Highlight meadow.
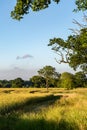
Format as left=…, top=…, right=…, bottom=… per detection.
left=0, top=88, right=87, bottom=130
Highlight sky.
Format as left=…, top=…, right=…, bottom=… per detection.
left=0, top=0, right=84, bottom=80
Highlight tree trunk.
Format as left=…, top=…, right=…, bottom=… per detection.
left=46, top=78, right=49, bottom=91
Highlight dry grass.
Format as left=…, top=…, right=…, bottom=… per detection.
left=0, top=88, right=87, bottom=130
left=0, top=88, right=53, bottom=114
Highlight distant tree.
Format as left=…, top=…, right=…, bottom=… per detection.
left=23, top=80, right=32, bottom=88
left=30, top=75, right=46, bottom=88
left=74, top=71, right=87, bottom=88
left=0, top=80, right=11, bottom=88
left=0, top=82, right=3, bottom=88
left=3, top=82, right=11, bottom=88
left=38, top=65, right=60, bottom=90
left=60, top=72, right=75, bottom=89
left=12, top=78, right=24, bottom=88
left=48, top=78, right=59, bottom=87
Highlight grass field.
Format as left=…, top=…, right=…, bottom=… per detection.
left=0, top=88, right=87, bottom=130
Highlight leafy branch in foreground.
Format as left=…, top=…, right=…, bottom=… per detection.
left=11, top=0, right=87, bottom=20
left=48, top=28, right=87, bottom=73
left=74, top=0, right=87, bottom=12
left=11, top=0, right=60, bottom=20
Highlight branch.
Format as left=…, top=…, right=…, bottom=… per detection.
left=73, top=19, right=84, bottom=28
left=54, top=49, right=70, bottom=64
left=69, top=28, right=80, bottom=35
left=65, top=49, right=70, bottom=62
left=83, top=13, right=87, bottom=23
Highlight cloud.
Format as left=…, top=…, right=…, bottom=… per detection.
left=16, top=54, right=33, bottom=60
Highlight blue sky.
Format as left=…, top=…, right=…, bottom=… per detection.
left=0, top=0, right=84, bottom=80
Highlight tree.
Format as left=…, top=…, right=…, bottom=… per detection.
left=23, top=80, right=32, bottom=87
left=0, top=80, right=11, bottom=88
left=38, top=65, right=60, bottom=90
left=12, top=78, right=24, bottom=88
left=60, top=72, right=75, bottom=89
left=47, top=78, right=59, bottom=87
left=0, top=81, right=3, bottom=88
left=74, top=71, right=87, bottom=87
left=3, top=82, right=11, bottom=88
left=30, top=75, right=46, bottom=88
left=48, top=28, right=87, bottom=73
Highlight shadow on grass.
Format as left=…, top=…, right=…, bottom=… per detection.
left=15, top=95, right=63, bottom=113
left=0, top=95, right=62, bottom=115
left=2, top=90, right=15, bottom=94
left=0, top=114, right=79, bottom=130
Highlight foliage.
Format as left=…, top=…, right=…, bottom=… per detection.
left=0, top=80, right=11, bottom=88
left=60, top=72, right=75, bottom=89
left=10, top=0, right=87, bottom=20
left=74, top=71, right=87, bottom=87
left=0, top=68, right=86, bottom=89
left=23, top=80, right=32, bottom=87
left=38, top=66, right=59, bottom=78
left=75, top=0, right=87, bottom=11
left=48, top=78, right=59, bottom=87
left=30, top=75, right=46, bottom=88
left=38, top=65, right=60, bottom=90
left=0, top=82, right=3, bottom=88
left=48, top=28, right=87, bottom=73
left=11, top=0, right=60, bottom=20
left=12, top=78, right=24, bottom=88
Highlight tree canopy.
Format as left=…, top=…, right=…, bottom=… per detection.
left=60, top=72, right=75, bottom=89
left=30, top=75, right=46, bottom=88
left=11, top=78, right=24, bottom=88
left=75, top=0, right=87, bottom=11
left=38, top=65, right=60, bottom=90
left=11, top=0, right=87, bottom=20
left=11, top=0, right=60, bottom=20
left=74, top=71, right=87, bottom=87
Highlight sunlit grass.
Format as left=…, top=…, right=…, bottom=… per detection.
left=18, top=88, right=87, bottom=130
left=0, top=88, right=54, bottom=114
left=0, top=88, right=87, bottom=130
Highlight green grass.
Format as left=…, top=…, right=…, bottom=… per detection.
left=0, top=88, right=87, bottom=130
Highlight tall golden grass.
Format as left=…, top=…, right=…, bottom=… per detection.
left=0, top=88, right=87, bottom=130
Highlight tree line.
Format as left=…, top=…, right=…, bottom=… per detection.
left=0, top=65, right=87, bottom=89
